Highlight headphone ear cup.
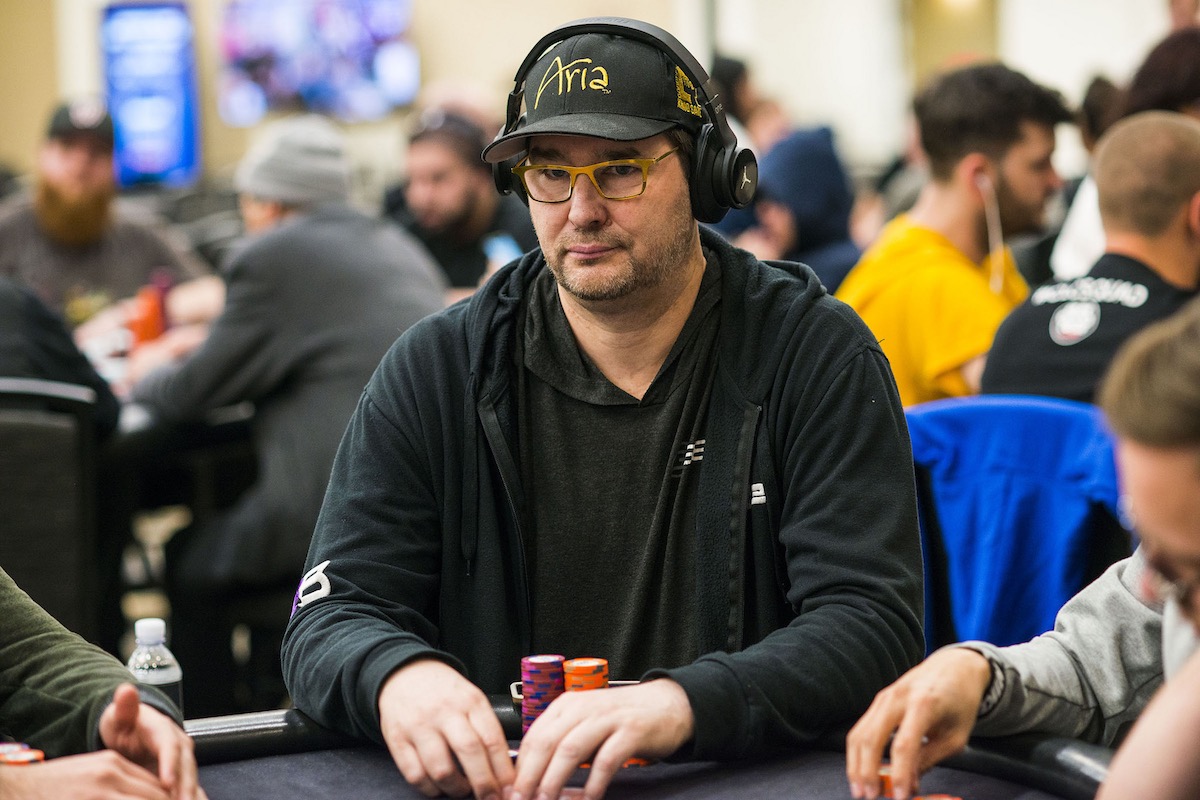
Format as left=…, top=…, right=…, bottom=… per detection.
left=490, top=117, right=528, bottom=204
left=493, top=158, right=514, bottom=196
left=689, top=125, right=758, bottom=223
left=492, top=156, right=528, bottom=205
left=726, top=147, right=758, bottom=209
left=690, top=124, right=726, bottom=224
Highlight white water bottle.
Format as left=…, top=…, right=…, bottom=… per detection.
left=126, top=618, right=184, bottom=716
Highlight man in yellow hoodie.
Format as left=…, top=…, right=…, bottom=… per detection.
left=837, top=63, right=1070, bottom=406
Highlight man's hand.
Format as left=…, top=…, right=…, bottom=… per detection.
left=732, top=227, right=784, bottom=261
left=378, top=659, right=514, bottom=799
left=98, top=683, right=202, bottom=799
left=845, top=648, right=992, bottom=800
left=513, top=679, right=694, bottom=800
left=74, top=300, right=135, bottom=351
left=0, top=750, right=172, bottom=799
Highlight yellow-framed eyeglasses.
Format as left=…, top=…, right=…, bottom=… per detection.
left=512, top=148, right=680, bottom=203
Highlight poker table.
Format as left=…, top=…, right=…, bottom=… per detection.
left=188, top=700, right=1111, bottom=800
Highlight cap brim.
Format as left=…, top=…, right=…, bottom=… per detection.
left=482, top=113, right=675, bottom=163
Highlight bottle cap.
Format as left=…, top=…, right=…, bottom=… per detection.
left=134, top=617, right=167, bottom=645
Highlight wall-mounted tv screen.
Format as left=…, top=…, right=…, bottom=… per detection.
left=218, top=0, right=420, bottom=126
left=102, top=1, right=201, bottom=187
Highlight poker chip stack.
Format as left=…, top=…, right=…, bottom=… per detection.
left=564, top=657, right=608, bottom=691
left=521, top=654, right=565, bottom=733
left=0, top=743, right=43, bottom=764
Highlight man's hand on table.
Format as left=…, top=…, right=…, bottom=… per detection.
left=378, top=659, right=514, bottom=800
left=0, top=750, right=175, bottom=799
left=845, top=648, right=992, bottom=800
left=98, top=683, right=204, bottom=799
left=0, top=682, right=206, bottom=800
left=512, top=678, right=693, bottom=800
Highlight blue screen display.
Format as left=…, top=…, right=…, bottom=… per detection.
left=102, top=2, right=201, bottom=188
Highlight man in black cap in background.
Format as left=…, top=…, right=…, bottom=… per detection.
left=0, top=98, right=204, bottom=327
left=283, top=19, right=922, bottom=800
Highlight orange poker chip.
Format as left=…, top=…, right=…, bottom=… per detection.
left=564, top=657, right=609, bottom=692
left=878, top=764, right=893, bottom=797
left=875, top=765, right=961, bottom=800
left=0, top=748, right=44, bottom=764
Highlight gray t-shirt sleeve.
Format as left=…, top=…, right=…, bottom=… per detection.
left=951, top=549, right=1162, bottom=746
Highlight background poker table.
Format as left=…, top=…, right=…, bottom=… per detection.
left=188, top=700, right=1111, bottom=799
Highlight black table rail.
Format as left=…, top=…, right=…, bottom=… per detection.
left=185, top=700, right=1111, bottom=800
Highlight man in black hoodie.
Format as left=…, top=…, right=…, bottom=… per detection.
left=283, top=19, right=923, bottom=800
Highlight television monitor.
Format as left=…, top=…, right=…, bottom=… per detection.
left=102, top=1, right=201, bottom=188
left=218, top=0, right=420, bottom=126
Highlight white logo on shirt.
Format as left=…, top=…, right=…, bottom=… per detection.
left=671, top=439, right=706, bottom=477
left=295, top=560, right=332, bottom=610
left=750, top=483, right=767, bottom=506
left=1049, top=301, right=1101, bottom=346
left=1032, top=277, right=1148, bottom=308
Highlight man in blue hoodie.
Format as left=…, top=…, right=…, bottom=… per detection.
left=734, top=126, right=862, bottom=293
left=283, top=19, right=923, bottom=800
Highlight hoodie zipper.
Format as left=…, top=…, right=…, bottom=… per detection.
left=477, top=396, right=533, bottom=653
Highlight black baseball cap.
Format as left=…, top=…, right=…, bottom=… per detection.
left=482, top=32, right=706, bottom=164
left=46, top=98, right=115, bottom=150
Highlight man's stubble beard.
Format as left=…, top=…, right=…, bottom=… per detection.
left=544, top=200, right=698, bottom=304
left=33, top=179, right=114, bottom=248
left=995, top=172, right=1047, bottom=238
left=417, top=186, right=480, bottom=242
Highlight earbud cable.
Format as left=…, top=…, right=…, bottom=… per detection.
left=979, top=179, right=1005, bottom=295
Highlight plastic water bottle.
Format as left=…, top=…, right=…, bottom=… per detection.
left=126, top=618, right=184, bottom=716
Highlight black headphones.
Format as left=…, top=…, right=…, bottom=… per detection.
left=491, top=16, right=757, bottom=224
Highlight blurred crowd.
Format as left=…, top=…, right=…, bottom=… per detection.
left=1, top=6, right=1200, bottom=798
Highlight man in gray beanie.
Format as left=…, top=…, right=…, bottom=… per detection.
left=128, top=113, right=446, bottom=717
left=234, top=114, right=353, bottom=222
left=229, top=114, right=353, bottom=234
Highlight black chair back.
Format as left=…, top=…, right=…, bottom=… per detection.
left=0, top=378, right=98, bottom=641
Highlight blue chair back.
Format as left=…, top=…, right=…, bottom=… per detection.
left=906, top=394, right=1133, bottom=651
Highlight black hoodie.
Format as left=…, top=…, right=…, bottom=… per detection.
left=282, top=227, right=923, bottom=760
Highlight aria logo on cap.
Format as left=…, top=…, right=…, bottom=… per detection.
left=531, top=53, right=703, bottom=121
left=535, top=56, right=611, bottom=109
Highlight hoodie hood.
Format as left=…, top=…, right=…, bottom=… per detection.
left=756, top=127, right=859, bottom=275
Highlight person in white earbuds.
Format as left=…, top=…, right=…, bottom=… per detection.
left=836, top=63, right=1071, bottom=407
